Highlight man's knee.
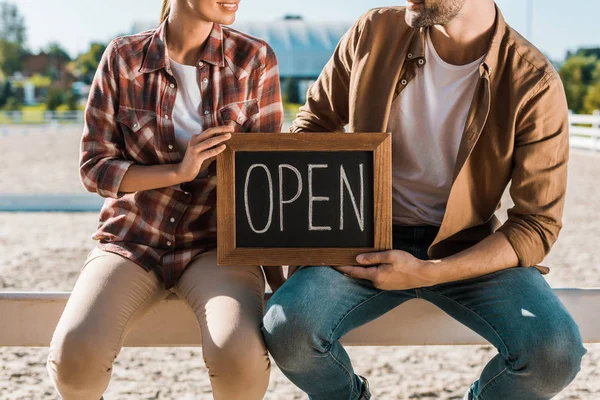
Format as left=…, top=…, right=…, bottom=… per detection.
left=263, top=292, right=331, bottom=370
left=517, top=319, right=586, bottom=394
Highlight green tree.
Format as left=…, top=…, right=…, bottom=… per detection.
left=46, top=43, right=71, bottom=62
left=558, top=56, right=598, bottom=113
left=0, top=39, right=22, bottom=76
left=0, top=2, right=25, bottom=46
left=0, top=2, right=27, bottom=77
left=72, top=42, right=107, bottom=84
left=583, top=81, right=600, bottom=113
left=45, top=42, right=71, bottom=79
left=46, top=87, right=66, bottom=111
left=0, top=79, right=13, bottom=107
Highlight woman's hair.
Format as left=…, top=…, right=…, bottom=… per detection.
left=160, top=0, right=171, bottom=23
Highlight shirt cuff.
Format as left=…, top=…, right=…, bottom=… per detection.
left=496, top=221, right=545, bottom=267
left=96, top=159, right=135, bottom=199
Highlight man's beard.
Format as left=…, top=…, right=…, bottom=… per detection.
left=405, top=1, right=465, bottom=28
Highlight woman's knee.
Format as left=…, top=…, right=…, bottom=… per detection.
left=48, top=326, right=114, bottom=392
left=203, top=326, right=270, bottom=396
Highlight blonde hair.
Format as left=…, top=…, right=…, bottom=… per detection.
left=160, top=0, right=171, bottom=24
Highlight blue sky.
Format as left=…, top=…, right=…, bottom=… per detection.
left=15, top=0, right=600, bottom=62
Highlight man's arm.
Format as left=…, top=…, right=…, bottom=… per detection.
left=290, top=18, right=364, bottom=133
left=337, top=72, right=570, bottom=290
left=336, top=233, right=517, bottom=290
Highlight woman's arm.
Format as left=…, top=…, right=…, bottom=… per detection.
left=253, top=44, right=284, bottom=133
left=79, top=40, right=234, bottom=196
left=118, top=126, right=233, bottom=193
left=79, top=40, right=132, bottom=199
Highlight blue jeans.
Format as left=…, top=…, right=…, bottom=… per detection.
left=263, top=226, right=586, bottom=400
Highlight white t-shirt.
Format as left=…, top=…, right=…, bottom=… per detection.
left=387, top=30, right=484, bottom=226
left=169, top=58, right=204, bottom=156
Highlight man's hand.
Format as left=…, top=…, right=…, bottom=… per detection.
left=335, top=250, right=441, bottom=291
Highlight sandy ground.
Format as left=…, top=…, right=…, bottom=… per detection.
left=0, top=127, right=599, bottom=399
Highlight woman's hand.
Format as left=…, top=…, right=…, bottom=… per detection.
left=176, top=126, right=234, bottom=182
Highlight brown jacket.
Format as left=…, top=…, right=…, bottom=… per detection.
left=291, top=6, right=569, bottom=269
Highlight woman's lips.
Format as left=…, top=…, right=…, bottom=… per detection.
left=217, top=2, right=239, bottom=12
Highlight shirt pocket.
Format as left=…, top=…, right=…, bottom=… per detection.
left=218, top=99, right=259, bottom=132
left=116, top=106, right=158, bottom=156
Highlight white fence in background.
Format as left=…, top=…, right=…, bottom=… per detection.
left=569, top=111, right=600, bottom=152
left=1, top=110, right=600, bottom=152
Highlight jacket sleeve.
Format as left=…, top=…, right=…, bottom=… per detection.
left=290, top=17, right=364, bottom=133
left=79, top=39, right=134, bottom=199
left=497, top=73, right=570, bottom=266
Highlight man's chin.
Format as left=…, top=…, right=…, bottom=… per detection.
left=405, top=14, right=429, bottom=29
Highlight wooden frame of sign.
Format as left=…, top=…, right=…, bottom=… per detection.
left=217, top=133, right=391, bottom=266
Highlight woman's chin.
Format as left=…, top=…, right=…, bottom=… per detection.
left=217, top=15, right=236, bottom=25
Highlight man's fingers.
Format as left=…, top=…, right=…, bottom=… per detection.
left=335, top=265, right=379, bottom=282
left=356, top=250, right=396, bottom=266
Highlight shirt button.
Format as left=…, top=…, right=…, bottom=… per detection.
left=169, top=83, right=175, bottom=89
left=170, top=218, right=175, bottom=223
left=168, top=144, right=174, bottom=150
left=204, top=110, right=210, bottom=115
left=133, top=123, right=139, bottom=129
left=198, top=61, right=204, bottom=67
left=202, top=78, right=209, bottom=84
left=238, top=116, right=244, bottom=122
left=407, top=53, right=413, bottom=59
left=401, top=79, right=408, bottom=85
left=184, top=191, right=189, bottom=195
left=165, top=115, right=170, bottom=120
left=167, top=241, right=172, bottom=246
left=418, top=59, right=425, bottom=65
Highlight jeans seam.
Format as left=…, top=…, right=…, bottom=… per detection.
left=322, top=290, right=386, bottom=399
left=474, top=366, right=509, bottom=400
left=329, top=290, right=387, bottom=342
left=420, top=289, right=512, bottom=357
left=327, top=349, right=361, bottom=399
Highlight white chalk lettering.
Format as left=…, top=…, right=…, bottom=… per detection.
left=278, top=164, right=303, bottom=231
left=340, top=164, right=365, bottom=231
left=244, top=164, right=273, bottom=234
left=308, top=164, right=331, bottom=231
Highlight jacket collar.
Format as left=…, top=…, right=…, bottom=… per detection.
left=408, top=4, right=506, bottom=77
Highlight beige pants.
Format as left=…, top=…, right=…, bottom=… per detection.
left=47, top=248, right=269, bottom=400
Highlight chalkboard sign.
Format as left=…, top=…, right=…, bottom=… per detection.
left=217, top=133, right=391, bottom=266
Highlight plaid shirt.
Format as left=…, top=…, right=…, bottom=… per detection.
left=80, top=22, right=283, bottom=288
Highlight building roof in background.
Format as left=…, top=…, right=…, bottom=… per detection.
left=132, top=16, right=352, bottom=78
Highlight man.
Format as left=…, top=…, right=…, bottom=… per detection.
left=262, top=1, right=586, bottom=399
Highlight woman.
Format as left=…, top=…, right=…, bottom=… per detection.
left=46, top=1, right=284, bottom=399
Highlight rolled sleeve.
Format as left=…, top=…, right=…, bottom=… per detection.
left=94, top=158, right=135, bottom=199
left=79, top=39, right=133, bottom=199
left=497, top=73, right=569, bottom=267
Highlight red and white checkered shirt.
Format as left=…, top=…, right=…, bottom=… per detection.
left=80, top=21, right=283, bottom=288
